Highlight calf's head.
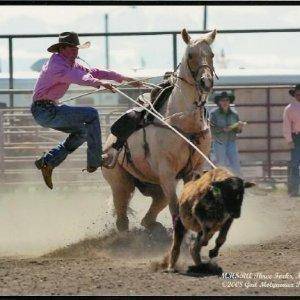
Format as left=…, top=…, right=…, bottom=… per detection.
left=211, top=177, right=255, bottom=218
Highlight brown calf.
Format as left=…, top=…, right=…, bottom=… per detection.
left=166, top=167, right=255, bottom=272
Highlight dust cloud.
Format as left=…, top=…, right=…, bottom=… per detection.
left=0, top=179, right=293, bottom=259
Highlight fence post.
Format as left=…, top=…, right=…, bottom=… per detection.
left=203, top=5, right=207, bottom=31
left=104, top=14, right=110, bottom=69
left=266, top=88, right=272, bottom=180
left=172, top=33, right=177, bottom=71
left=8, top=36, right=14, bottom=107
left=0, top=111, right=4, bottom=182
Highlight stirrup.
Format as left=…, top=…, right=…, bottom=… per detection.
left=82, top=166, right=98, bottom=173
left=101, top=149, right=121, bottom=169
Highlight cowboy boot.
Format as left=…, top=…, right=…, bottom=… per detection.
left=84, top=148, right=121, bottom=172
left=35, top=156, right=54, bottom=190
left=101, top=147, right=122, bottom=169
left=85, top=166, right=98, bottom=173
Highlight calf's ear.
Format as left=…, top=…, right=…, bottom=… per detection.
left=244, top=181, right=256, bottom=188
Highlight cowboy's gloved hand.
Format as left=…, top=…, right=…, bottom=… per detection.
left=99, top=82, right=116, bottom=93
left=123, top=76, right=143, bottom=88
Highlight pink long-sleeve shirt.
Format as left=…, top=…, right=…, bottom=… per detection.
left=32, top=53, right=124, bottom=103
left=283, top=102, right=300, bottom=143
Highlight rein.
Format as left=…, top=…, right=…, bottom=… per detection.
left=172, top=62, right=216, bottom=109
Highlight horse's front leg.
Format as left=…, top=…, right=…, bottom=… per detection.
left=209, top=218, right=233, bottom=259
left=157, top=160, right=180, bottom=219
left=166, top=217, right=187, bottom=272
left=159, top=175, right=179, bottom=224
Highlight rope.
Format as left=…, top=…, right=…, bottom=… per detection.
left=59, top=77, right=160, bottom=104
left=112, top=86, right=217, bottom=169
left=60, top=89, right=105, bottom=104
left=138, top=93, right=164, bottom=119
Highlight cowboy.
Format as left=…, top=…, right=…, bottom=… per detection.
left=283, top=84, right=300, bottom=197
left=31, top=31, right=141, bottom=189
left=209, top=91, right=246, bottom=177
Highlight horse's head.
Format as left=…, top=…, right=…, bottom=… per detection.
left=181, top=28, right=217, bottom=94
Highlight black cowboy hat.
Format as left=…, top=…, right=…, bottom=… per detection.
left=289, top=84, right=300, bottom=97
left=47, top=31, right=90, bottom=53
left=214, top=91, right=235, bottom=104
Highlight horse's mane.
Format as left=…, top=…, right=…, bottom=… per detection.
left=180, top=167, right=233, bottom=201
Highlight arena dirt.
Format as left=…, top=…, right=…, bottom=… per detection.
left=0, top=182, right=299, bottom=296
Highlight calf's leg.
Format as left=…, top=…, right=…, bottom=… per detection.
left=209, top=218, right=233, bottom=258
left=189, top=231, right=202, bottom=266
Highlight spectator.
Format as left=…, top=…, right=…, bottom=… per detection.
left=209, top=91, right=246, bottom=177
left=283, top=84, right=300, bottom=197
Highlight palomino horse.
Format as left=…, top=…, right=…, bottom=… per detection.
left=102, top=28, right=217, bottom=232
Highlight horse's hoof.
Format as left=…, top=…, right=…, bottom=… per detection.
left=147, top=222, right=168, bottom=240
left=142, top=220, right=166, bottom=232
left=149, top=222, right=166, bottom=232
left=116, top=218, right=129, bottom=232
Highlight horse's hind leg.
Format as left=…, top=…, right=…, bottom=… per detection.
left=141, top=185, right=169, bottom=230
left=112, top=187, right=134, bottom=232
left=102, top=163, right=135, bottom=232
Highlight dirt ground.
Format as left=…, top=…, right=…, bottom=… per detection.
left=0, top=184, right=299, bottom=296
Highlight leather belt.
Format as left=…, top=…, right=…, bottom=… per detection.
left=33, top=100, right=56, bottom=106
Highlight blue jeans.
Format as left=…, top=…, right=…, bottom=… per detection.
left=31, top=102, right=102, bottom=168
left=212, top=139, right=242, bottom=177
left=288, top=133, right=300, bottom=195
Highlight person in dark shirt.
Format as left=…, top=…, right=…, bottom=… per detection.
left=209, top=91, right=246, bottom=177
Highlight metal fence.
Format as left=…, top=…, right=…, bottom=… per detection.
left=0, top=84, right=292, bottom=188
left=2, top=28, right=300, bottom=107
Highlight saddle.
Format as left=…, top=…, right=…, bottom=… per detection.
left=110, top=72, right=174, bottom=148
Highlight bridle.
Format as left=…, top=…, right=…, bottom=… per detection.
left=174, top=46, right=219, bottom=108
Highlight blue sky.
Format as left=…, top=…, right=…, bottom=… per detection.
left=1, top=5, right=300, bottom=76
